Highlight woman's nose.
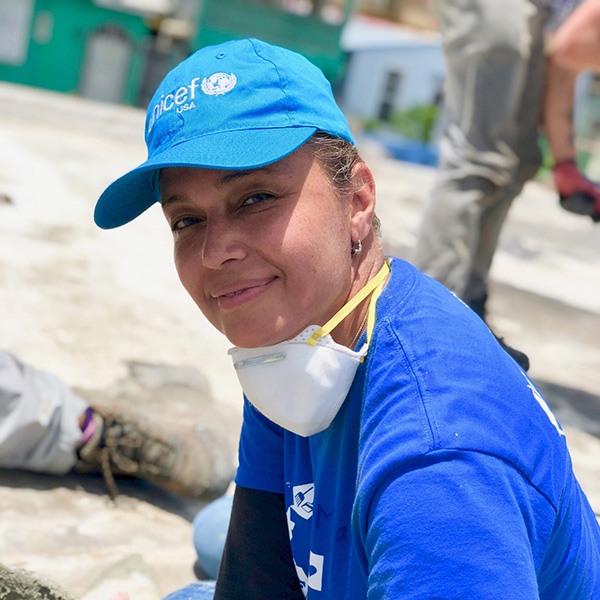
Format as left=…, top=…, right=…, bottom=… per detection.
left=201, top=219, right=247, bottom=269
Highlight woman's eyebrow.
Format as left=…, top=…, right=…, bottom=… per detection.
left=160, top=193, right=185, bottom=208
left=217, top=164, right=277, bottom=188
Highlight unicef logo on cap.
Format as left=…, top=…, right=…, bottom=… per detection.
left=201, top=72, right=237, bottom=96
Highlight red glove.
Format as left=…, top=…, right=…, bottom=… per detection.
left=552, top=160, right=600, bottom=222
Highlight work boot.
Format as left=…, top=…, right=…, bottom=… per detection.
left=76, top=405, right=234, bottom=501
left=467, top=295, right=530, bottom=372
left=553, top=160, right=600, bottom=222
left=0, top=563, right=76, bottom=600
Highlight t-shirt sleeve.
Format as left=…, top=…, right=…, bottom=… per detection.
left=357, top=450, right=556, bottom=600
left=235, top=396, right=285, bottom=493
left=215, top=486, right=305, bottom=600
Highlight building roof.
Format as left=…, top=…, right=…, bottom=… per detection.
left=341, top=14, right=440, bottom=52
left=92, top=0, right=174, bottom=16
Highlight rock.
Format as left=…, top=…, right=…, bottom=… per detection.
left=0, top=563, right=77, bottom=600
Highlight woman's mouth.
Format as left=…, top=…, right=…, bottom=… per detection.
left=215, top=278, right=276, bottom=310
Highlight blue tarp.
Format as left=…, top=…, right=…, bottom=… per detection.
left=364, top=132, right=439, bottom=167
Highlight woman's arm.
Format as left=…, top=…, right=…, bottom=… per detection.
left=361, top=451, right=556, bottom=599
left=214, top=485, right=304, bottom=599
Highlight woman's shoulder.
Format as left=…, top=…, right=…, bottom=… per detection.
left=363, top=266, right=570, bottom=506
left=377, top=257, right=490, bottom=358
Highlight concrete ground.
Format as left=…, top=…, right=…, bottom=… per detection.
left=0, top=83, right=598, bottom=599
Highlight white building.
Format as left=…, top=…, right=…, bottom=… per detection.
left=340, top=14, right=445, bottom=124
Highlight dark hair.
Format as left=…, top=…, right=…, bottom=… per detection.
left=305, top=131, right=381, bottom=236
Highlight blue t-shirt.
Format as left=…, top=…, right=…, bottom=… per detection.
left=235, top=258, right=600, bottom=599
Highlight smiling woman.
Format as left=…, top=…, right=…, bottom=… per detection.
left=158, top=146, right=375, bottom=349
left=95, top=38, right=600, bottom=600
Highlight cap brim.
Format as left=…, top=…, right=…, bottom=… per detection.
left=94, top=126, right=317, bottom=229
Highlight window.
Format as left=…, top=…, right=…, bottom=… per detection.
left=379, top=71, right=403, bottom=121
left=255, top=0, right=348, bottom=23
left=0, top=0, right=34, bottom=66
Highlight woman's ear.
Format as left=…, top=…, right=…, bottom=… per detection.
left=350, top=162, right=377, bottom=242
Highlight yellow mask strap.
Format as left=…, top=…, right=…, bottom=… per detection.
left=307, top=260, right=390, bottom=347
left=365, top=265, right=388, bottom=345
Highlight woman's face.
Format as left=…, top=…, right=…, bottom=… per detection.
left=159, top=145, right=354, bottom=348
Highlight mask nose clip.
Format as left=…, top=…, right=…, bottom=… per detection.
left=233, top=352, right=286, bottom=371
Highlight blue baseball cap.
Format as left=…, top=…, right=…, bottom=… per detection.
left=94, top=38, right=355, bottom=229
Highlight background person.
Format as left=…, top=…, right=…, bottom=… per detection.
left=0, top=349, right=233, bottom=501
left=544, top=0, right=600, bottom=220
left=95, top=38, right=600, bottom=600
left=412, top=0, right=598, bottom=371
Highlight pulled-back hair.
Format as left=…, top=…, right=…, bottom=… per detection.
left=306, top=131, right=381, bottom=236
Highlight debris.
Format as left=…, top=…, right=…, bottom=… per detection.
left=0, top=563, right=76, bottom=600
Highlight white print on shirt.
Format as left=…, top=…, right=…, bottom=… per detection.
left=292, top=483, right=314, bottom=519
left=285, top=483, right=315, bottom=540
left=287, top=482, right=325, bottom=594
left=522, top=372, right=565, bottom=437
left=287, top=483, right=314, bottom=541
left=286, top=507, right=296, bottom=540
left=294, top=552, right=325, bottom=595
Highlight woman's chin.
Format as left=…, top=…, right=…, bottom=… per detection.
left=227, top=333, right=280, bottom=349
left=224, top=324, right=300, bottom=349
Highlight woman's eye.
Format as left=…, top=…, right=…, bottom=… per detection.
left=172, top=216, right=201, bottom=231
left=241, top=192, right=275, bottom=208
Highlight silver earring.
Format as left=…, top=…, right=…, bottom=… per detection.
left=351, top=239, right=362, bottom=256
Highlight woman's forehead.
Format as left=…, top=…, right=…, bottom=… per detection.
left=159, top=146, right=318, bottom=195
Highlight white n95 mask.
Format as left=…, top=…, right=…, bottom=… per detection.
left=228, top=261, right=390, bottom=437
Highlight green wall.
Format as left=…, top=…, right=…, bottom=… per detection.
left=0, top=0, right=148, bottom=104
left=196, top=0, right=353, bottom=83
left=0, top=0, right=354, bottom=104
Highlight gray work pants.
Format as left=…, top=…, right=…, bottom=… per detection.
left=0, top=351, right=86, bottom=474
left=413, top=0, right=549, bottom=304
